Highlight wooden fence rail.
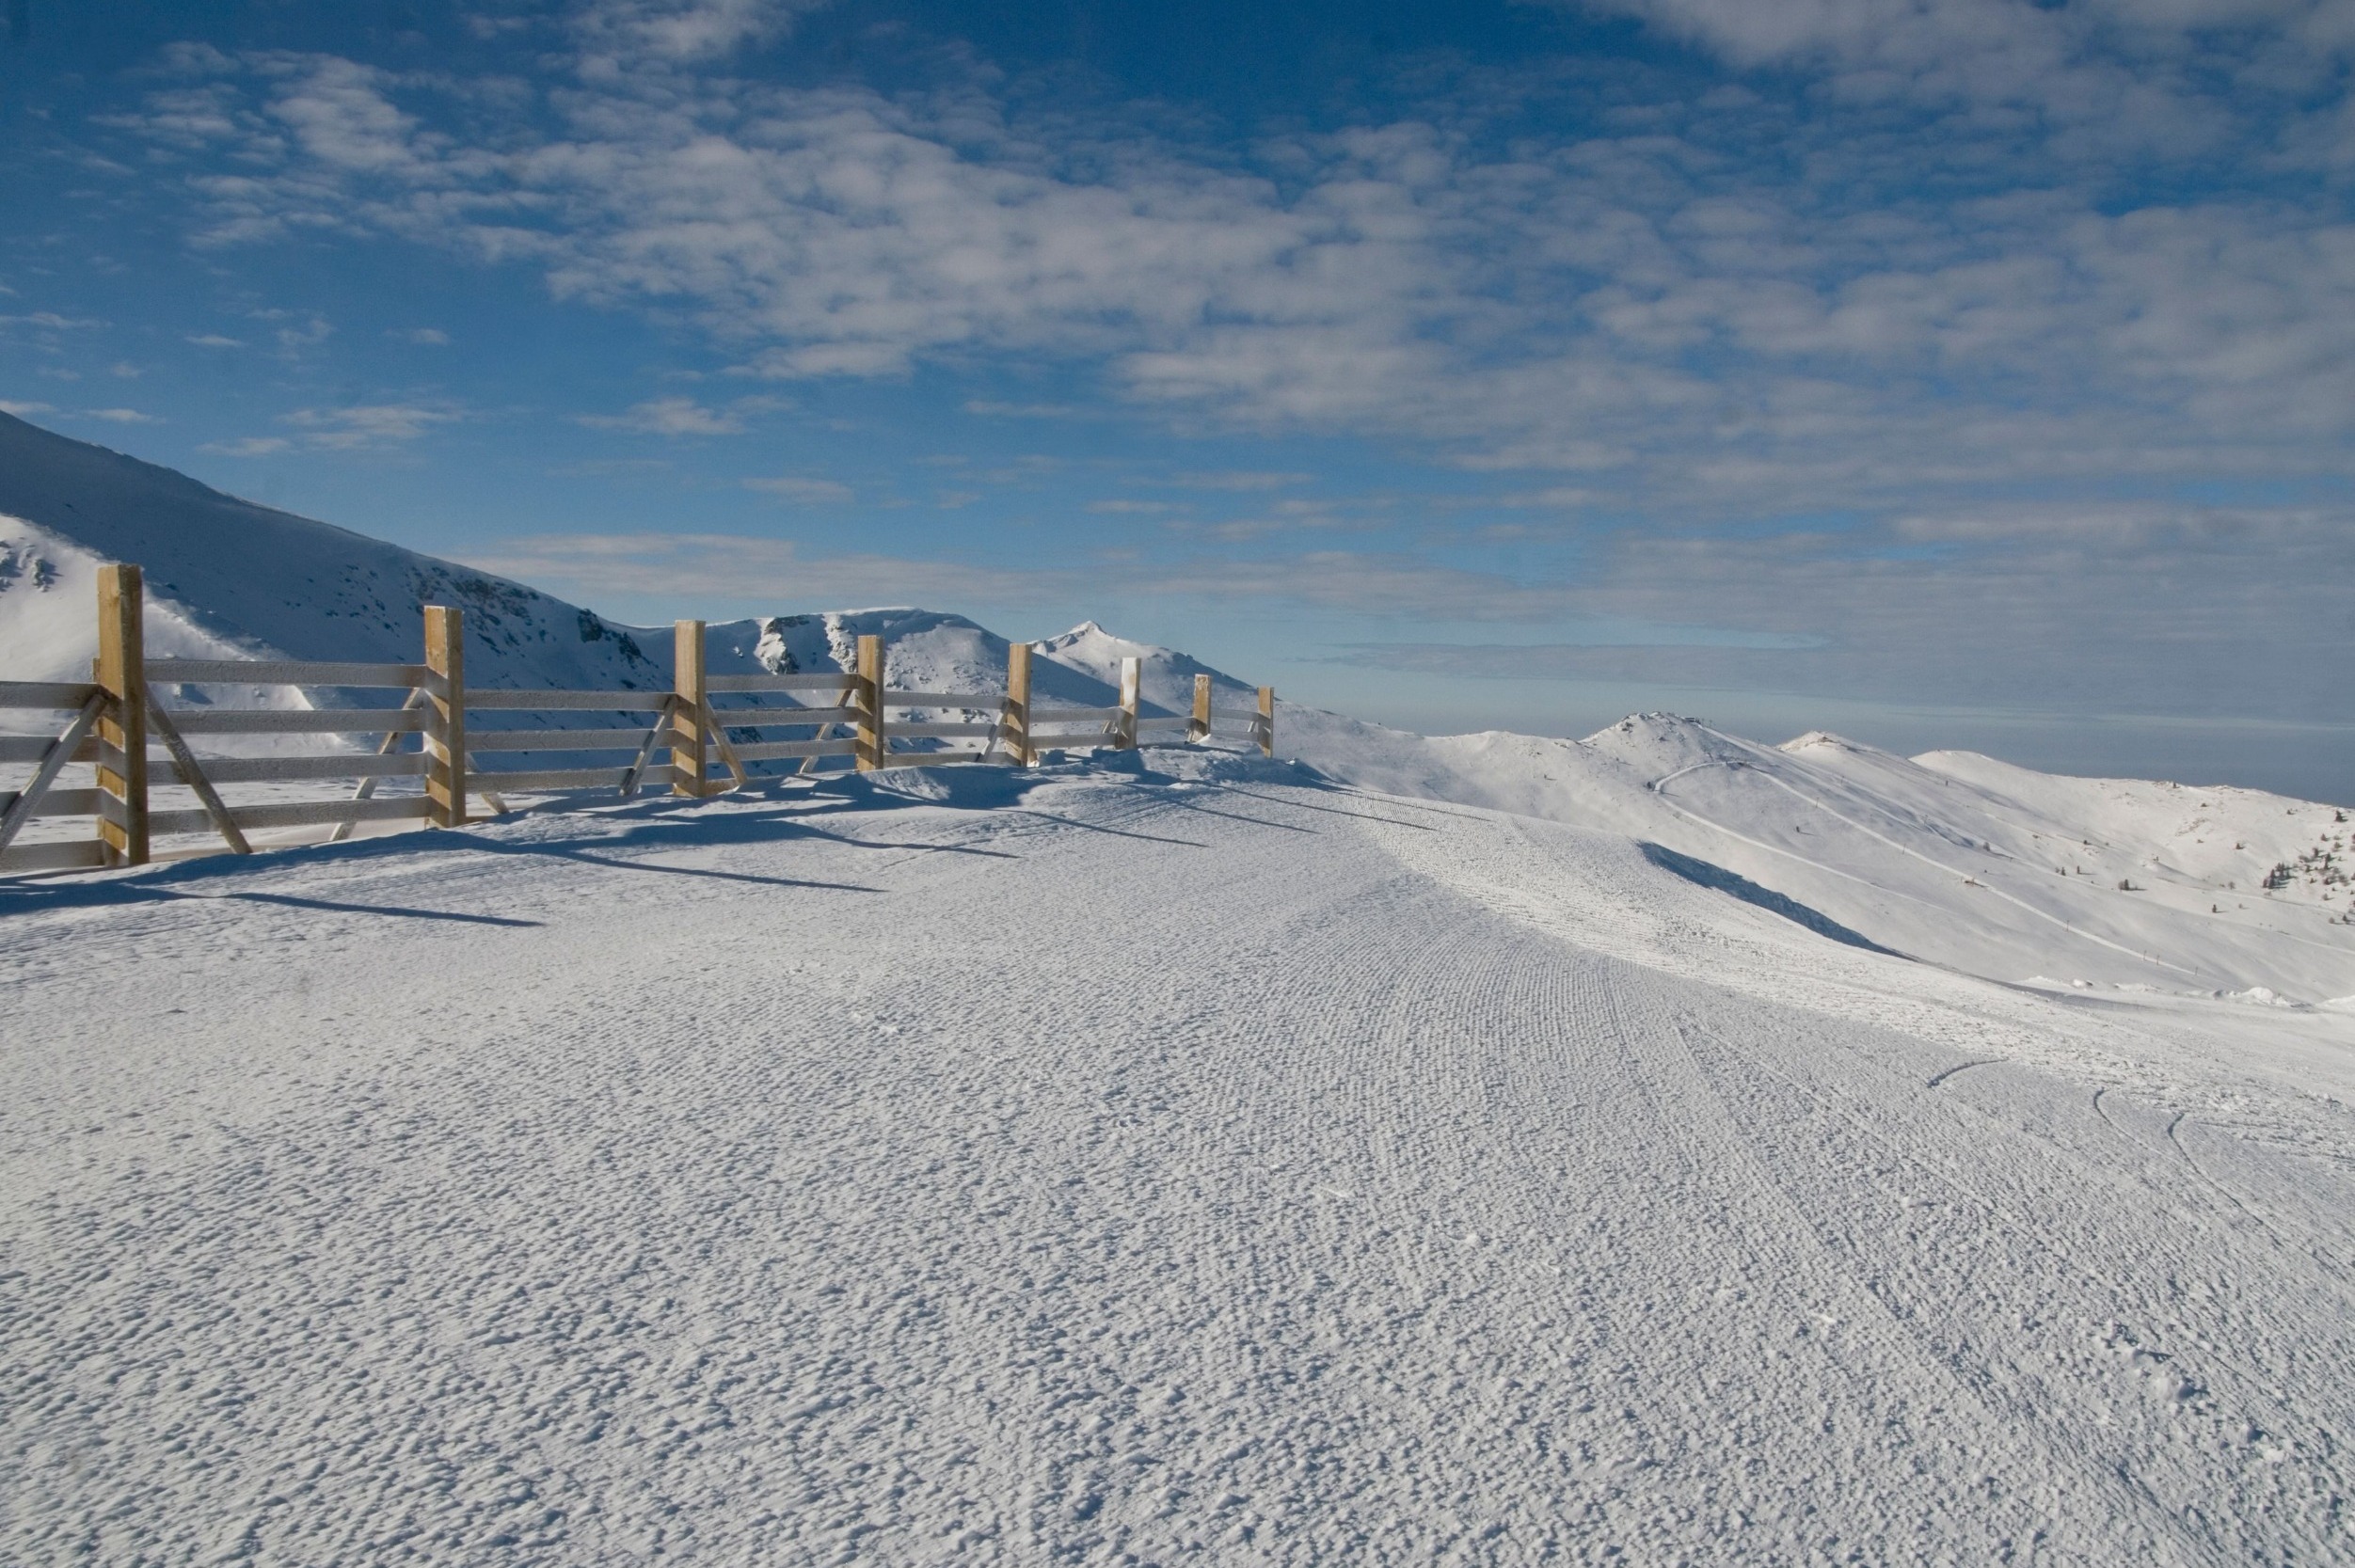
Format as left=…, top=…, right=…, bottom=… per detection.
left=0, top=564, right=1277, bottom=876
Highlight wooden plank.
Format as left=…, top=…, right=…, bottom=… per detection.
left=0, top=734, right=78, bottom=765
left=462, top=689, right=673, bottom=710
left=467, top=766, right=636, bottom=792
left=147, top=658, right=425, bottom=688
left=268, top=796, right=431, bottom=829
left=332, top=688, right=427, bottom=845
left=424, top=605, right=466, bottom=828
left=871, top=752, right=995, bottom=769
left=1003, top=641, right=1032, bottom=768
left=620, top=699, right=675, bottom=798
left=169, top=707, right=427, bottom=736
left=1258, top=685, right=1275, bottom=757
left=0, top=693, right=105, bottom=854
left=145, top=796, right=435, bottom=835
left=1134, top=715, right=1191, bottom=730
left=705, top=673, right=856, bottom=693
left=674, top=619, right=707, bottom=799
left=731, top=737, right=861, bottom=762
left=28, top=787, right=104, bottom=816
left=881, top=689, right=996, bottom=706
left=1031, top=705, right=1121, bottom=722
left=883, top=721, right=1000, bottom=739
left=145, top=700, right=252, bottom=854
left=96, top=563, right=149, bottom=865
left=1209, top=707, right=1267, bottom=722
left=0, top=840, right=108, bottom=875
left=701, top=701, right=750, bottom=790
left=703, top=705, right=863, bottom=729
left=855, top=634, right=883, bottom=773
left=795, top=721, right=841, bottom=776
left=465, top=727, right=660, bottom=752
left=163, top=753, right=432, bottom=785
left=0, top=682, right=101, bottom=709
left=1192, top=673, right=1212, bottom=742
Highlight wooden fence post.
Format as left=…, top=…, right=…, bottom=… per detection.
left=1003, top=641, right=1033, bottom=767
left=1257, top=685, right=1276, bottom=758
left=673, top=620, right=707, bottom=798
left=94, top=562, right=149, bottom=865
left=1190, top=673, right=1211, bottom=743
left=423, top=605, right=467, bottom=827
left=1116, top=656, right=1140, bottom=750
left=855, top=634, right=884, bottom=771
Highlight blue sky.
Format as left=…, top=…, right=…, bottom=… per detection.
left=3, top=0, right=2351, bottom=794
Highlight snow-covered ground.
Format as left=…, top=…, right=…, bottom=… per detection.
left=6, top=753, right=2351, bottom=1563
left=1283, top=710, right=2355, bottom=1007
left=8, top=411, right=2355, bottom=1561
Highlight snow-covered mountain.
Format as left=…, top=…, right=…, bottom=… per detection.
left=1282, top=708, right=2355, bottom=1006
left=0, top=410, right=1239, bottom=729
left=0, top=410, right=670, bottom=698
left=4, top=410, right=2350, bottom=1003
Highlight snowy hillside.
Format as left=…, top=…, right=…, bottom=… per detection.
left=0, top=413, right=1234, bottom=740
left=1283, top=710, right=2355, bottom=1007
left=4, top=408, right=2351, bottom=1004
left=0, top=411, right=668, bottom=702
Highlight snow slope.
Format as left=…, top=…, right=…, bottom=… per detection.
left=0, top=411, right=668, bottom=704
left=0, top=412, right=1226, bottom=727
left=5, top=757, right=2351, bottom=1563
left=5, top=409, right=2351, bottom=994
left=1278, top=710, right=2355, bottom=1006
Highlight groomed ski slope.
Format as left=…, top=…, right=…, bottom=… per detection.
left=5, top=753, right=2353, bottom=1564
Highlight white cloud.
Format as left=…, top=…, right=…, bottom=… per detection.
left=85, top=407, right=158, bottom=423
left=455, top=529, right=1575, bottom=626
left=399, top=326, right=450, bottom=344
left=571, top=0, right=830, bottom=63
left=1164, top=469, right=1315, bottom=491
left=964, top=400, right=1085, bottom=419
left=205, top=404, right=460, bottom=455
left=580, top=397, right=746, bottom=436
left=125, top=42, right=2353, bottom=498
left=0, top=400, right=56, bottom=416
left=283, top=403, right=455, bottom=447
left=1559, top=0, right=2353, bottom=148
left=185, top=333, right=244, bottom=347
left=90, top=23, right=2355, bottom=732
left=270, top=313, right=333, bottom=352
left=743, top=474, right=853, bottom=503
left=461, top=531, right=1038, bottom=608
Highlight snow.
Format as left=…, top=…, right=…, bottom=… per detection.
left=7, top=412, right=2355, bottom=1560
left=6, top=756, right=2352, bottom=1562
left=1276, top=709, right=2355, bottom=1006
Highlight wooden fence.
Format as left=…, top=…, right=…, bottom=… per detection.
left=0, top=564, right=1277, bottom=875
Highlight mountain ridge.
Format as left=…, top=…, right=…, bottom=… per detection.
left=4, top=410, right=2352, bottom=1003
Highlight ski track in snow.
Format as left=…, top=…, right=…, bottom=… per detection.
left=4, top=766, right=2354, bottom=1564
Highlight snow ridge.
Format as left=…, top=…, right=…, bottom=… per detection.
left=4, top=410, right=2352, bottom=1001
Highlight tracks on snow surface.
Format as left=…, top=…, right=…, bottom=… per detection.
left=3, top=771, right=2350, bottom=1564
